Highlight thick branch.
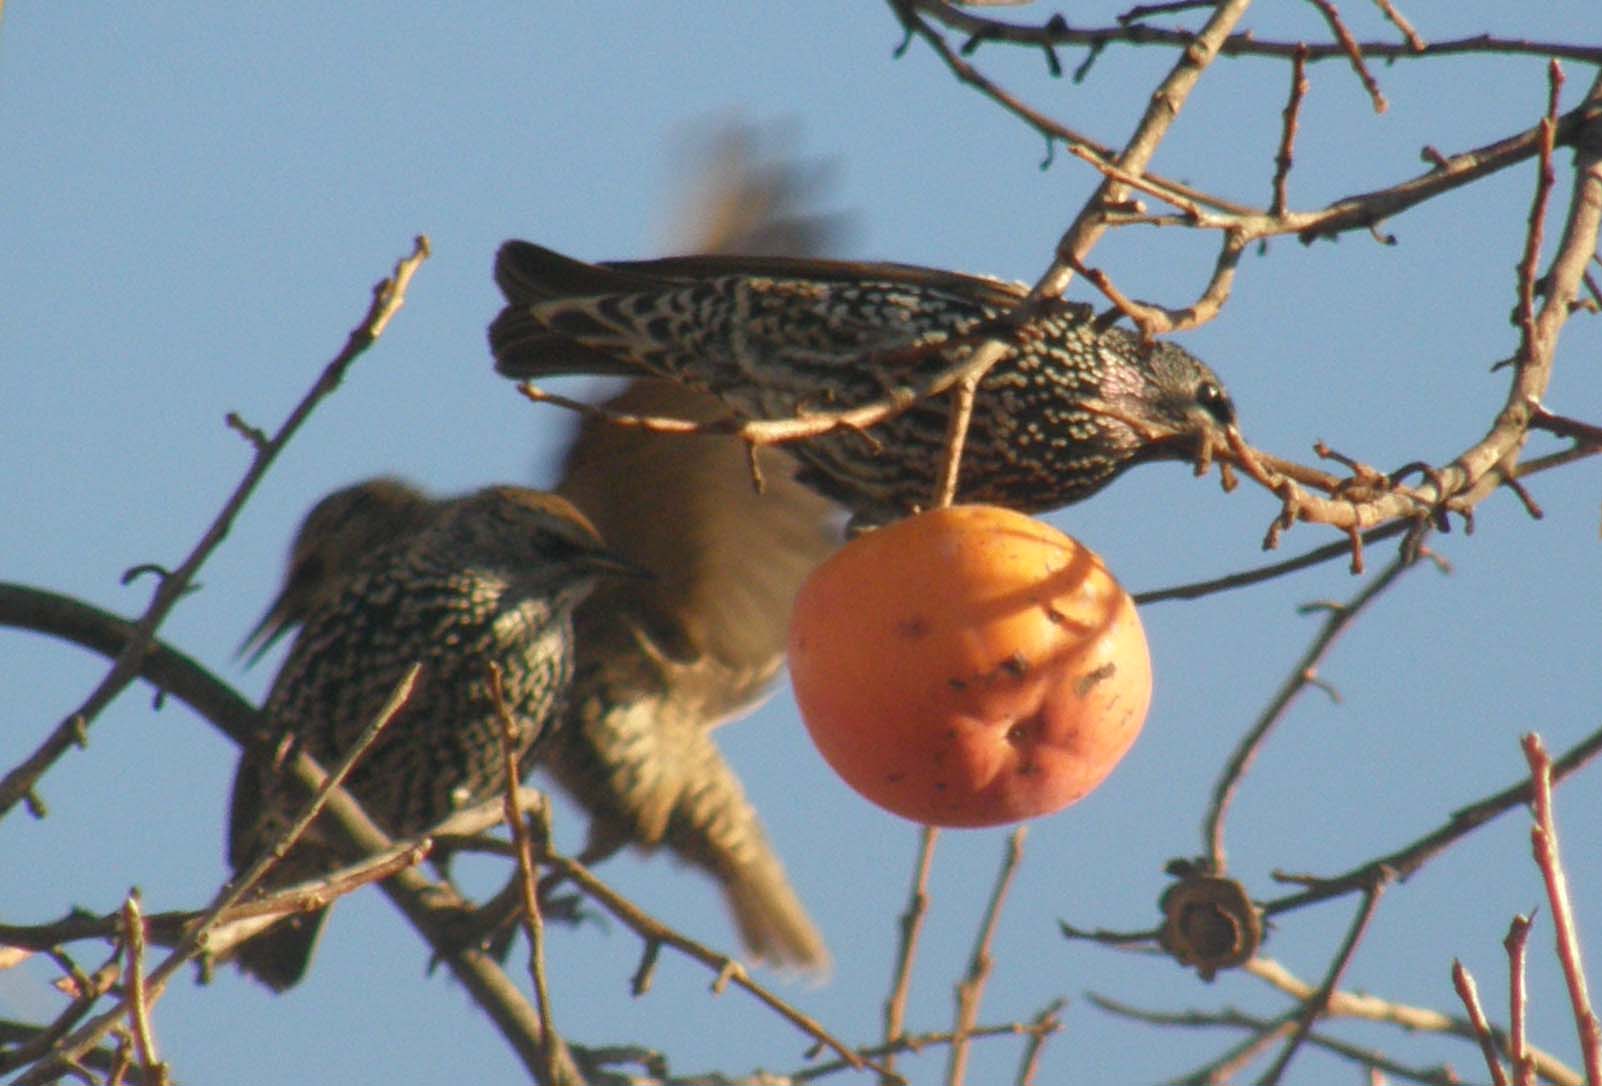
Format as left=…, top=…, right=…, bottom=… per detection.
left=0, top=582, right=583, bottom=1085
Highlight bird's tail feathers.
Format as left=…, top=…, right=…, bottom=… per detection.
left=490, top=240, right=661, bottom=380
left=233, top=909, right=329, bottom=993
left=662, top=766, right=832, bottom=975
left=720, top=849, right=832, bottom=978
left=487, top=308, right=638, bottom=381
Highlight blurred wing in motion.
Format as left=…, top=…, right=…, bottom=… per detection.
left=542, top=126, right=848, bottom=972
left=554, top=379, right=840, bottom=970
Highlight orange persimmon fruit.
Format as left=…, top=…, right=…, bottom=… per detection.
left=787, top=504, right=1151, bottom=828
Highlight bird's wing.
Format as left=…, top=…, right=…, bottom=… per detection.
left=555, top=378, right=841, bottom=715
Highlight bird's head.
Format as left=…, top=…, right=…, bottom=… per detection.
left=458, top=487, right=648, bottom=604
left=1090, top=337, right=1237, bottom=466
left=239, top=477, right=435, bottom=664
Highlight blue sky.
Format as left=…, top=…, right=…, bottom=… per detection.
left=4, top=5, right=1600, bottom=1084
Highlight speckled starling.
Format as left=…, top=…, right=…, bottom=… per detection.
left=549, top=377, right=837, bottom=973
left=523, top=135, right=838, bottom=971
left=228, top=486, right=631, bottom=991
left=489, top=245, right=1237, bottom=526
left=238, top=419, right=836, bottom=974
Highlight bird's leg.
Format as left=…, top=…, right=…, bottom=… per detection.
left=428, top=869, right=591, bottom=967
left=932, top=372, right=981, bottom=509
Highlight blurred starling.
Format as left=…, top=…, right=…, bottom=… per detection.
left=659, top=122, right=851, bottom=263
left=530, top=129, right=839, bottom=972
left=228, top=486, right=631, bottom=991
left=238, top=417, right=836, bottom=974
left=550, top=378, right=837, bottom=973
left=489, top=245, right=1237, bottom=526
left=235, top=131, right=842, bottom=979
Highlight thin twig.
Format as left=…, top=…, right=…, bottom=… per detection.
left=1529, top=409, right=1602, bottom=447
left=198, top=841, right=431, bottom=961
left=1013, top=998, right=1064, bottom=1086
left=1515, top=63, right=1564, bottom=367
left=894, top=2, right=1253, bottom=218
left=360, top=821, right=586, bottom=1083
left=1204, top=552, right=1416, bottom=870
left=1090, top=991, right=1461, bottom=1086
left=1371, top=0, right=1425, bottom=50
left=1261, top=722, right=1602, bottom=916
left=1053, top=0, right=1255, bottom=278
left=1522, top=733, right=1602, bottom=1084
left=1505, top=914, right=1534, bottom=1086
left=1181, top=1012, right=1300, bottom=1085
left=1069, top=238, right=1246, bottom=334
left=1271, top=45, right=1310, bottom=217
left=119, top=894, right=167, bottom=1086
left=213, top=667, right=419, bottom=927
left=539, top=850, right=889, bottom=1079
left=1304, top=0, right=1388, bottom=112
left=1258, top=874, right=1390, bottom=1085
left=1455, top=960, right=1511, bottom=1086
left=0, top=236, right=430, bottom=823
left=933, top=374, right=981, bottom=509
left=518, top=315, right=1028, bottom=464
left=946, top=827, right=1027, bottom=1086
left=882, top=826, right=939, bottom=1085
left=1134, top=522, right=1407, bottom=604
left=693, top=1018, right=1062, bottom=1086
left=488, top=663, right=561, bottom=1086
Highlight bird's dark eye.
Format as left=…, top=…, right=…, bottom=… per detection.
left=1195, top=380, right=1235, bottom=425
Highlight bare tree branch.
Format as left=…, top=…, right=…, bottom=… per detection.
left=0, top=236, right=431, bottom=823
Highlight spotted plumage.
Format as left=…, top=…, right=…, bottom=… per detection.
left=549, top=379, right=836, bottom=973
left=228, top=486, right=630, bottom=991
left=236, top=401, right=836, bottom=973
left=237, top=477, right=436, bottom=666
left=490, top=245, right=1237, bottom=526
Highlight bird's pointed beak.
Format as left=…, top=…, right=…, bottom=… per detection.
left=236, top=555, right=328, bottom=666
left=237, top=592, right=294, bottom=666
left=578, top=547, right=654, bottom=583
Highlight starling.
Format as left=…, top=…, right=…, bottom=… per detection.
left=489, top=245, right=1237, bottom=526
left=235, top=133, right=840, bottom=979
left=532, top=131, right=839, bottom=972
left=228, top=486, right=631, bottom=991
left=549, top=378, right=837, bottom=973
left=238, top=422, right=837, bottom=974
